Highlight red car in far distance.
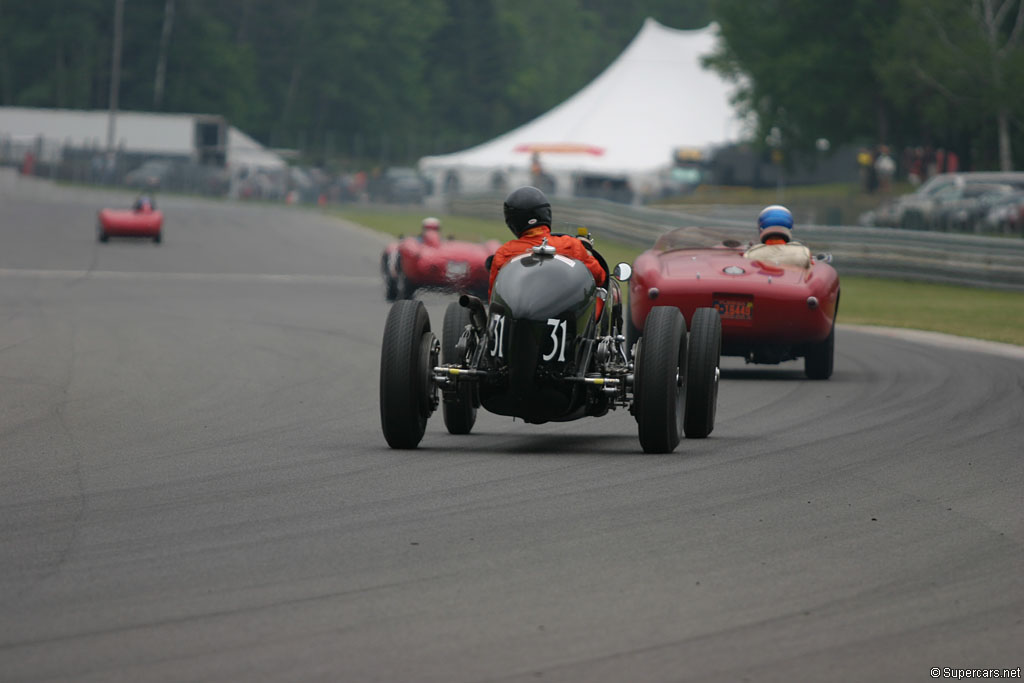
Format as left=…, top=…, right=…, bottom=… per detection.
left=628, top=226, right=840, bottom=379
left=381, top=228, right=500, bottom=301
left=97, top=197, right=163, bottom=244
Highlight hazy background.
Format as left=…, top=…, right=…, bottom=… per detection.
left=4, top=0, right=1024, bottom=170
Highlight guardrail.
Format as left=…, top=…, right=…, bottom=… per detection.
left=447, top=194, right=1024, bottom=292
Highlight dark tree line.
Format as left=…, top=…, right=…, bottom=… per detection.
left=707, top=0, right=1024, bottom=170
left=0, top=0, right=709, bottom=163
left=3, top=0, right=1023, bottom=170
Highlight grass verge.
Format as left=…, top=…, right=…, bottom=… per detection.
left=336, top=207, right=1024, bottom=347
left=837, top=276, right=1024, bottom=346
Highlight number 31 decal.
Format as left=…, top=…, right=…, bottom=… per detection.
left=489, top=315, right=567, bottom=361
left=489, top=314, right=505, bottom=358
left=543, top=318, right=567, bottom=362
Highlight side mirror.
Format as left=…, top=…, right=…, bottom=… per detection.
left=613, top=262, right=633, bottom=281
left=815, top=252, right=833, bottom=264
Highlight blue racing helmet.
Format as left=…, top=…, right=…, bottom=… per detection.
left=757, top=205, right=793, bottom=243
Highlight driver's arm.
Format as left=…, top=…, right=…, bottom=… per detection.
left=568, top=239, right=608, bottom=286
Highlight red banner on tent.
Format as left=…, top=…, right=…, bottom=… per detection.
left=514, top=143, right=605, bottom=156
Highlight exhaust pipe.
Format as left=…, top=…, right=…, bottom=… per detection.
left=459, top=294, right=488, bottom=332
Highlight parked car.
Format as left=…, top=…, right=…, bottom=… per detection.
left=981, top=191, right=1024, bottom=235
left=931, top=183, right=1020, bottom=232
left=373, top=167, right=427, bottom=204
left=879, top=172, right=1024, bottom=230
left=124, top=159, right=174, bottom=189
left=124, top=158, right=230, bottom=196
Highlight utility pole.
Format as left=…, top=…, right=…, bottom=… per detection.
left=107, top=0, right=125, bottom=153
left=153, top=0, right=175, bottom=109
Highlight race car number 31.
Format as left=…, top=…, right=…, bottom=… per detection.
left=488, top=315, right=567, bottom=362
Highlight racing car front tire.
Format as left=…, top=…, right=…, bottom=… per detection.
left=97, top=222, right=108, bottom=243
left=380, top=300, right=437, bottom=448
left=634, top=306, right=686, bottom=454
left=683, top=307, right=721, bottom=438
left=625, top=295, right=641, bottom=360
left=804, top=323, right=835, bottom=380
left=441, top=301, right=477, bottom=434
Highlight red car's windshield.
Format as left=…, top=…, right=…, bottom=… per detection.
left=652, top=226, right=748, bottom=252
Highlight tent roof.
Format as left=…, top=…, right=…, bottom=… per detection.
left=420, top=18, right=743, bottom=177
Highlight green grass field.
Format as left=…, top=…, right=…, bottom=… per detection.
left=336, top=207, right=1024, bottom=347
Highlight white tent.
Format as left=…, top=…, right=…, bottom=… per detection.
left=419, top=18, right=744, bottom=201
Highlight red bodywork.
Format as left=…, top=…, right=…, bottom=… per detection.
left=382, top=232, right=500, bottom=298
left=98, top=208, right=163, bottom=239
left=630, top=228, right=839, bottom=364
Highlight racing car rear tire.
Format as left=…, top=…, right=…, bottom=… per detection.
left=441, top=301, right=477, bottom=434
left=804, top=323, right=835, bottom=380
left=153, top=232, right=162, bottom=244
left=380, top=300, right=437, bottom=448
left=683, top=307, right=721, bottom=438
left=634, top=306, right=686, bottom=454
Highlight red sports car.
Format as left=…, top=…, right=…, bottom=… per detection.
left=381, top=232, right=500, bottom=301
left=628, top=226, right=839, bottom=379
left=97, top=202, right=163, bottom=244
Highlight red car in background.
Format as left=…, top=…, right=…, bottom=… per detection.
left=628, top=226, right=839, bottom=379
left=97, top=197, right=163, bottom=244
left=381, top=227, right=499, bottom=301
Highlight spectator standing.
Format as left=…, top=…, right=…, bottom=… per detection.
left=857, top=147, right=874, bottom=193
left=924, top=146, right=938, bottom=181
left=875, top=146, right=896, bottom=194
left=945, top=150, right=960, bottom=173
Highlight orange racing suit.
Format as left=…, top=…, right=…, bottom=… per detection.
left=487, top=225, right=607, bottom=298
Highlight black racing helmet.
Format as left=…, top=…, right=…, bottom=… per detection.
left=503, top=186, right=552, bottom=237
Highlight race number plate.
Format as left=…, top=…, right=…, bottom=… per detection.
left=712, top=294, right=753, bottom=321
left=446, top=261, right=469, bottom=278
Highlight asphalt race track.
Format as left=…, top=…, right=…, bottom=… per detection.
left=2, top=171, right=1022, bottom=682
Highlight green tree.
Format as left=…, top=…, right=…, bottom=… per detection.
left=704, top=0, right=900, bottom=159
left=0, top=0, right=111, bottom=108
left=877, top=0, right=1024, bottom=170
left=0, top=0, right=807, bottom=164
left=424, top=0, right=512, bottom=148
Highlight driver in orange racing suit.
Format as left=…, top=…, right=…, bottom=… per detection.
left=488, top=186, right=606, bottom=298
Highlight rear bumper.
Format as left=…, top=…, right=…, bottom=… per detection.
left=630, top=287, right=836, bottom=346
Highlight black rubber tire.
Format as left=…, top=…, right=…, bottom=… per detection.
left=97, top=222, right=108, bottom=243
left=683, top=307, right=721, bottom=438
left=384, top=275, right=398, bottom=302
left=397, top=270, right=416, bottom=300
left=380, top=300, right=436, bottom=448
left=634, top=306, right=686, bottom=454
left=625, top=294, right=642, bottom=360
left=153, top=232, right=162, bottom=244
left=441, top=301, right=477, bottom=434
left=804, top=322, right=835, bottom=380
